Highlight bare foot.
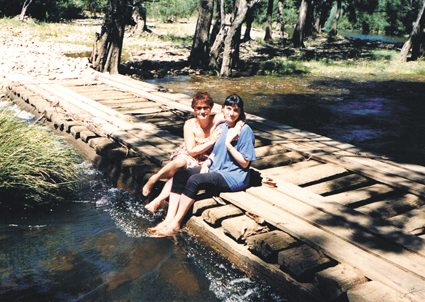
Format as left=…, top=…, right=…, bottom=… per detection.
left=144, top=198, right=162, bottom=213
left=147, top=221, right=168, bottom=233
left=156, top=226, right=179, bottom=237
left=142, top=177, right=157, bottom=196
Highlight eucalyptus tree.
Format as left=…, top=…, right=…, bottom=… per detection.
left=189, top=0, right=215, bottom=69
left=19, top=0, right=33, bottom=20
left=400, top=0, right=425, bottom=61
left=276, top=0, right=285, bottom=41
left=264, top=0, right=274, bottom=41
left=292, top=0, right=312, bottom=48
left=90, top=0, right=136, bottom=74
left=329, top=0, right=341, bottom=35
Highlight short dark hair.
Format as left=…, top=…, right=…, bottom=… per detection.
left=191, top=92, right=214, bottom=109
left=223, top=94, right=246, bottom=123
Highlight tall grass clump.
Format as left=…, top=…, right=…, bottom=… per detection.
left=0, top=106, right=83, bottom=210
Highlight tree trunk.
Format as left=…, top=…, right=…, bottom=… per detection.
left=210, top=0, right=224, bottom=45
left=220, top=0, right=249, bottom=77
left=329, top=0, right=342, bottom=36
left=90, top=0, right=134, bottom=74
left=20, top=0, right=33, bottom=21
left=128, top=6, right=150, bottom=37
left=264, top=0, right=274, bottom=42
left=209, top=22, right=228, bottom=71
left=242, top=6, right=254, bottom=41
left=242, top=0, right=261, bottom=42
left=276, top=0, right=285, bottom=42
left=189, top=0, right=215, bottom=69
left=400, top=0, right=425, bottom=62
left=314, top=0, right=329, bottom=33
left=292, top=0, right=312, bottom=48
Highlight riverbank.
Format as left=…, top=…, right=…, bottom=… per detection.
left=1, top=16, right=424, bottom=83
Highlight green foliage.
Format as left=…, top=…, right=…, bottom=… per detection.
left=0, top=0, right=84, bottom=21
left=252, top=0, right=299, bottom=29
left=75, top=0, right=108, bottom=15
left=0, top=106, right=83, bottom=209
left=254, top=59, right=309, bottom=75
left=159, top=33, right=193, bottom=43
left=327, top=0, right=423, bottom=35
left=145, top=0, right=199, bottom=22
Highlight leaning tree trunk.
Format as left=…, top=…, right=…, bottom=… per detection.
left=400, top=0, right=425, bottom=62
left=329, top=0, right=342, bottom=36
left=264, top=0, right=274, bottom=42
left=90, top=0, right=134, bottom=74
left=189, top=0, right=215, bottom=69
left=242, top=6, right=254, bottom=41
left=276, top=0, right=285, bottom=42
left=242, top=0, right=260, bottom=42
left=292, top=0, right=312, bottom=48
left=128, top=6, right=150, bottom=37
left=210, top=0, right=224, bottom=46
left=314, top=0, right=329, bottom=33
left=220, top=0, right=249, bottom=78
left=20, top=0, right=33, bottom=21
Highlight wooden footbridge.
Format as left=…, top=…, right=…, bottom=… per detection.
left=4, top=72, right=425, bottom=302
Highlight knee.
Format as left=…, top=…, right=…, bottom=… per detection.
left=172, top=155, right=187, bottom=168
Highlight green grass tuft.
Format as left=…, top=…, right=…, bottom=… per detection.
left=0, top=105, right=84, bottom=210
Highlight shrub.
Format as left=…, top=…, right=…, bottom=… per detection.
left=0, top=105, right=83, bottom=210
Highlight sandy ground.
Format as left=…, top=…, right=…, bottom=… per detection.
left=0, top=29, right=94, bottom=82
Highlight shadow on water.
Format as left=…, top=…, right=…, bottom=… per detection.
left=0, top=164, right=286, bottom=302
left=147, top=74, right=425, bottom=166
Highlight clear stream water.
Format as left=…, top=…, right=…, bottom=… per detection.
left=0, top=163, right=286, bottom=302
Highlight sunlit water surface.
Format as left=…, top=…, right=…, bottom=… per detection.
left=0, top=103, right=286, bottom=301
left=147, top=73, right=425, bottom=166
left=0, top=163, right=286, bottom=302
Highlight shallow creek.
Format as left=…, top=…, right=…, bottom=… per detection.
left=147, top=73, right=425, bottom=166
left=0, top=104, right=286, bottom=301
left=0, top=164, right=286, bottom=301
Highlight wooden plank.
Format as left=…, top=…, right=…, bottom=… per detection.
left=278, top=244, right=331, bottom=279
left=95, top=74, right=195, bottom=113
left=356, top=193, right=425, bottom=219
left=245, top=185, right=425, bottom=273
left=347, top=281, right=407, bottom=302
left=324, top=183, right=395, bottom=207
left=279, top=141, right=425, bottom=198
left=108, top=102, right=161, bottom=110
left=334, top=150, right=425, bottom=184
left=254, top=144, right=288, bottom=158
left=273, top=163, right=348, bottom=186
left=304, top=173, right=372, bottom=195
left=186, top=216, right=326, bottom=302
left=12, top=76, right=178, bottom=164
left=251, top=151, right=306, bottom=170
left=316, top=264, right=368, bottom=301
left=220, top=190, right=425, bottom=302
left=262, top=160, right=322, bottom=177
left=245, top=230, right=299, bottom=262
left=255, top=178, right=425, bottom=257
left=389, top=207, right=425, bottom=235
left=97, top=98, right=152, bottom=105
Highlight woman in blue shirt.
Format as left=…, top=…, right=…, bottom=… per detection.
left=149, top=94, right=256, bottom=236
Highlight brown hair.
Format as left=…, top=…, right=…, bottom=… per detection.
left=191, top=92, right=214, bottom=109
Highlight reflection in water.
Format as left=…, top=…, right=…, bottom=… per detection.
left=147, top=74, right=425, bottom=166
left=0, top=164, right=286, bottom=302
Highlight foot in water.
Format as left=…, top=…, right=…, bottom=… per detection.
left=142, top=177, right=156, bottom=196
left=145, top=198, right=162, bottom=213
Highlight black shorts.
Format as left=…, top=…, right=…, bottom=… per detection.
left=171, top=166, right=231, bottom=199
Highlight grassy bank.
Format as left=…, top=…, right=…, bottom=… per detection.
left=2, top=16, right=425, bottom=78
left=0, top=101, right=84, bottom=210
